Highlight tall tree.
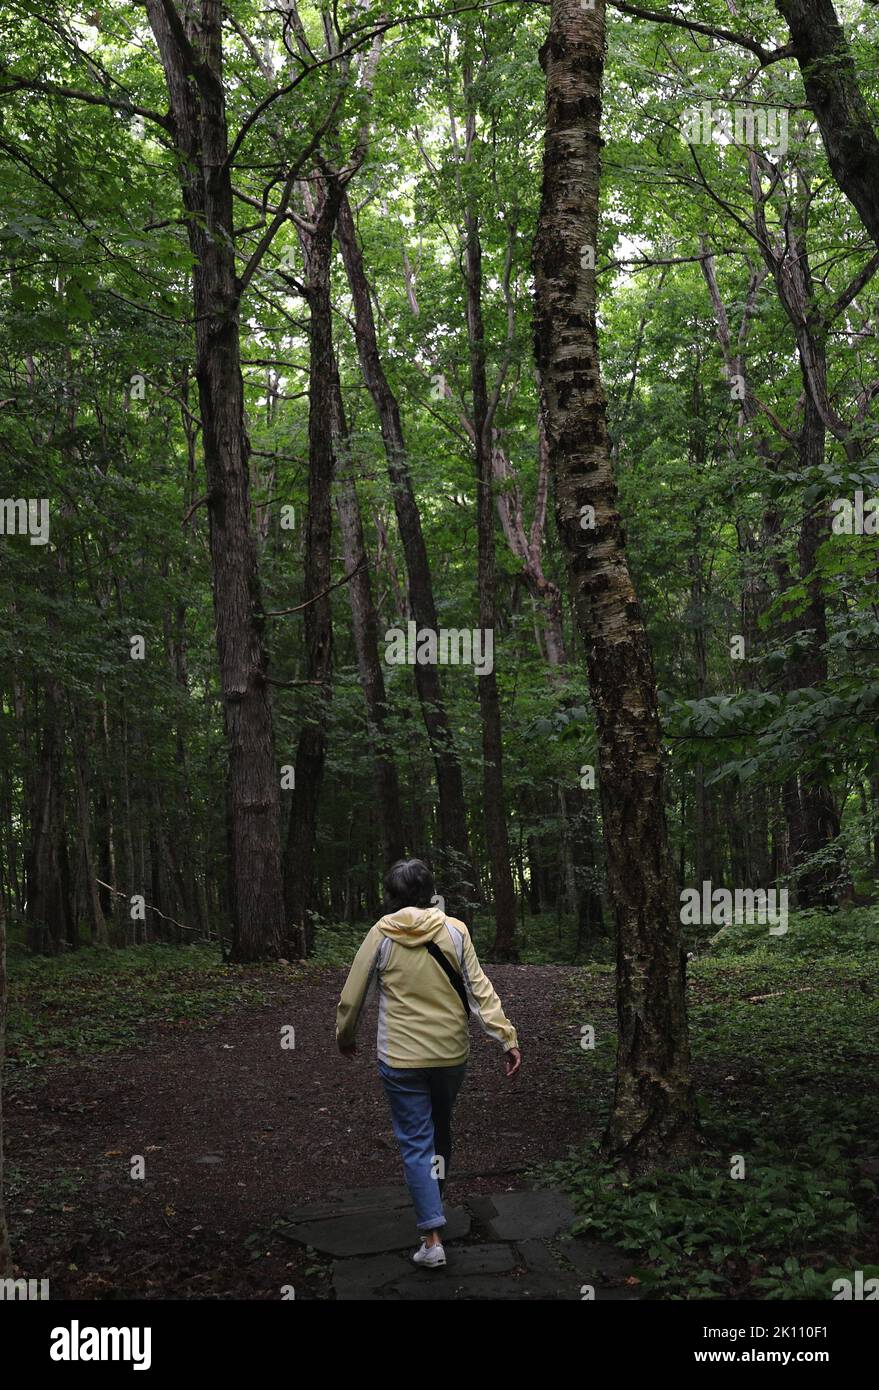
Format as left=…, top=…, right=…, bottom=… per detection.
left=336, top=194, right=480, bottom=909
left=777, top=0, right=879, bottom=249
left=0, top=894, right=10, bottom=1278
left=460, top=50, right=518, bottom=959
left=283, top=179, right=341, bottom=949
left=533, top=0, right=697, bottom=1165
left=332, top=372, right=407, bottom=868
left=144, top=0, right=291, bottom=961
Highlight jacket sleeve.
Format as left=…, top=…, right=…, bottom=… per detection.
left=459, top=927, right=519, bottom=1052
left=335, top=927, right=383, bottom=1048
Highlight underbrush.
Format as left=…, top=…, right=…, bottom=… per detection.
left=546, top=907, right=879, bottom=1299
left=5, top=942, right=270, bottom=1072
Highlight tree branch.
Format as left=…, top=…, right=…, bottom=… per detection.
left=609, top=2, right=794, bottom=68
left=0, top=71, right=172, bottom=129
left=265, top=558, right=368, bottom=617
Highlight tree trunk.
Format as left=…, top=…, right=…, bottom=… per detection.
left=704, top=236, right=845, bottom=902
left=284, top=182, right=340, bottom=952
left=71, top=717, right=107, bottom=946
left=0, top=895, right=11, bottom=1276
left=790, top=402, right=843, bottom=903
left=777, top=0, right=879, bottom=249
left=332, top=374, right=406, bottom=867
left=763, top=388, right=843, bottom=905
left=336, top=192, right=478, bottom=910
left=24, top=680, right=66, bottom=954
left=461, top=123, right=518, bottom=959
left=24, top=532, right=72, bottom=956
left=146, top=0, right=285, bottom=962
left=533, top=0, right=697, bottom=1167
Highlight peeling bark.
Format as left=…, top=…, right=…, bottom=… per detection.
left=533, top=0, right=697, bottom=1167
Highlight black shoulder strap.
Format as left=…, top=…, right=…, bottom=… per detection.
left=424, top=940, right=470, bottom=1019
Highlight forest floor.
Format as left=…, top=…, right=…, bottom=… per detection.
left=6, top=913, right=879, bottom=1300
left=5, top=956, right=613, bottom=1299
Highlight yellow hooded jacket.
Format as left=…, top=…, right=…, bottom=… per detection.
left=335, top=906, right=518, bottom=1068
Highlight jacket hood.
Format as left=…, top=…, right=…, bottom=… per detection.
left=375, top=905, right=449, bottom=946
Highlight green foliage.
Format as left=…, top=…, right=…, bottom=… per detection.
left=706, top=904, right=879, bottom=957
left=2, top=0, right=879, bottom=937
left=5, top=944, right=270, bottom=1070
left=545, top=909, right=879, bottom=1299
left=547, top=1143, right=862, bottom=1300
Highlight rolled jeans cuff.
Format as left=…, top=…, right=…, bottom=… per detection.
left=416, top=1213, right=446, bottom=1233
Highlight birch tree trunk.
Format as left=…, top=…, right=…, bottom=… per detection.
left=533, top=0, right=697, bottom=1166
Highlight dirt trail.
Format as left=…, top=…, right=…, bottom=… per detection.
left=6, top=963, right=609, bottom=1298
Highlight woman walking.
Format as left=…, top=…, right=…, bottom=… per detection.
left=335, top=858, right=521, bottom=1267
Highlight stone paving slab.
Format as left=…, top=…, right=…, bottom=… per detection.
left=516, top=1238, right=642, bottom=1300
left=559, top=1236, right=638, bottom=1281
left=366, top=1272, right=638, bottom=1301
left=506, top=1273, right=582, bottom=1301
left=582, top=1281, right=642, bottom=1301
left=514, top=1236, right=564, bottom=1273
left=333, top=1243, right=519, bottom=1300
left=374, top=1272, right=582, bottom=1301
left=481, top=1189, right=577, bottom=1241
left=464, top=1194, right=501, bottom=1229
left=331, top=1251, right=414, bottom=1300
left=276, top=1183, right=638, bottom=1299
left=279, top=1203, right=470, bottom=1258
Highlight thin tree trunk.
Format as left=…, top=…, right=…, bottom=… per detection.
left=24, top=680, right=66, bottom=954
left=332, top=375, right=406, bottom=866
left=0, top=894, right=11, bottom=1276
left=533, top=0, right=697, bottom=1168
left=97, top=689, right=119, bottom=933
left=461, top=92, right=518, bottom=958
left=24, top=529, right=71, bottom=956
left=336, top=192, right=478, bottom=910
left=284, top=181, right=340, bottom=952
left=763, top=389, right=843, bottom=904
left=790, top=401, right=843, bottom=904
left=70, top=715, right=108, bottom=947
left=704, top=241, right=844, bottom=901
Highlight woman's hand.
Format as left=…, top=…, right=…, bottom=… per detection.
left=504, top=1046, right=521, bottom=1078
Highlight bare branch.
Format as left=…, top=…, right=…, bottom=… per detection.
left=265, top=558, right=368, bottom=617
left=609, top=2, right=794, bottom=68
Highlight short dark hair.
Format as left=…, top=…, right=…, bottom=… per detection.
left=383, top=857, right=435, bottom=912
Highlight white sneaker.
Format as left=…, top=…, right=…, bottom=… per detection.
left=412, top=1238, right=446, bottom=1268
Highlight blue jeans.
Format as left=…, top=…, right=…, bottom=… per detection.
left=378, top=1060, right=467, bottom=1232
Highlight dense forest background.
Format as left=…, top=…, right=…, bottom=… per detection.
left=3, top=1, right=878, bottom=966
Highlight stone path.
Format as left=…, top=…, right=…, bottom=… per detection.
left=275, top=1184, right=642, bottom=1301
